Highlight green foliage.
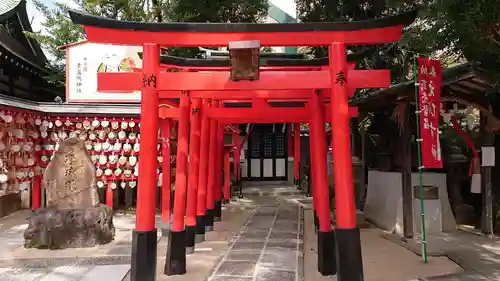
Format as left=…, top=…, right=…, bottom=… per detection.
left=296, top=0, right=422, bottom=84
left=165, top=0, right=268, bottom=23
left=24, top=239, right=37, bottom=248
left=423, top=0, right=500, bottom=84
left=31, top=0, right=269, bottom=84
left=83, top=0, right=153, bottom=21
left=261, top=46, right=273, bottom=53
left=28, top=0, right=156, bottom=85
left=296, top=0, right=500, bottom=87
left=165, top=0, right=269, bottom=58
left=25, top=1, right=84, bottom=85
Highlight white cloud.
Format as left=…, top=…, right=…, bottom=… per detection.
left=26, top=0, right=46, bottom=33
left=26, top=0, right=80, bottom=60
left=26, top=0, right=80, bottom=34
left=54, top=0, right=80, bottom=9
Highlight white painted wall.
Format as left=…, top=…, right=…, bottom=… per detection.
left=242, top=158, right=287, bottom=179
left=364, top=170, right=456, bottom=235
left=276, top=159, right=286, bottom=177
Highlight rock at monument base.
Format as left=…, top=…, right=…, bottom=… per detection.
left=24, top=205, right=115, bottom=249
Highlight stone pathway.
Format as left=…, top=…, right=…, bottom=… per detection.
left=242, top=182, right=302, bottom=197
left=0, top=211, right=161, bottom=281
left=299, top=203, right=463, bottom=281
left=0, top=263, right=131, bottom=281
left=383, top=231, right=500, bottom=280
left=207, top=199, right=304, bottom=281
left=1, top=186, right=498, bottom=281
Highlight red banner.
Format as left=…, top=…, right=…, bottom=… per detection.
left=418, top=57, right=443, bottom=169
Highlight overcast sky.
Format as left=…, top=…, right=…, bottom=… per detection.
left=26, top=0, right=297, bottom=34
left=26, top=0, right=75, bottom=34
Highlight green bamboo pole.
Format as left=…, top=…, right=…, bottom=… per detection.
left=41, top=185, right=46, bottom=207
left=413, top=55, right=428, bottom=263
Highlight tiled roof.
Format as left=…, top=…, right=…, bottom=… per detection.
left=0, top=0, right=21, bottom=17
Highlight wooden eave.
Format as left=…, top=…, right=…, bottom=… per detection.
left=0, top=93, right=141, bottom=115
left=0, top=0, right=48, bottom=70
left=350, top=63, right=493, bottom=112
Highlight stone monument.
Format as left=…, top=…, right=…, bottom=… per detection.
left=44, top=137, right=99, bottom=208
left=24, top=137, right=115, bottom=249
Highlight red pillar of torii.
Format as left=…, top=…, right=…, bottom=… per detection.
left=206, top=100, right=218, bottom=232
left=166, top=91, right=190, bottom=274
left=195, top=99, right=211, bottom=243
left=223, top=150, right=231, bottom=202
left=214, top=109, right=225, bottom=221
left=232, top=132, right=242, bottom=195
left=310, top=90, right=336, bottom=274
left=160, top=118, right=172, bottom=234
left=69, top=8, right=416, bottom=281
left=293, top=123, right=301, bottom=186
left=185, top=98, right=202, bottom=254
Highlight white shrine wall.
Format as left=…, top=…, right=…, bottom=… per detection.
left=364, top=170, right=456, bottom=235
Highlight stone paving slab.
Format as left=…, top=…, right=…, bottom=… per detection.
left=256, top=268, right=297, bottom=281
left=3, top=256, right=131, bottom=268
left=0, top=213, right=167, bottom=281
left=226, top=251, right=261, bottom=262
left=269, top=231, right=298, bottom=240
left=207, top=197, right=304, bottom=281
left=0, top=193, right=302, bottom=281
left=424, top=272, right=489, bottom=281
left=381, top=232, right=500, bottom=281
left=38, top=265, right=90, bottom=281
left=0, top=264, right=132, bottom=281
left=215, top=261, right=256, bottom=276
left=80, top=264, right=131, bottom=281
left=0, top=252, right=140, bottom=280
left=0, top=213, right=161, bottom=260
left=0, top=267, right=49, bottom=281
left=303, top=209, right=462, bottom=281
left=238, top=230, right=270, bottom=240
left=149, top=200, right=256, bottom=281
left=242, top=183, right=304, bottom=197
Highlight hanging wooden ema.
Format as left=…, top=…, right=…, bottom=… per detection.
left=228, top=40, right=260, bottom=81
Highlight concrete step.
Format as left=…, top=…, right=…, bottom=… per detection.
left=242, top=186, right=303, bottom=196
left=243, top=181, right=292, bottom=187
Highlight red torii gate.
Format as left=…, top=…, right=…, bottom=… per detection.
left=156, top=58, right=364, bottom=217
left=69, top=9, right=416, bottom=281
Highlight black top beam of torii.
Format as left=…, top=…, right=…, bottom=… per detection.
left=69, top=9, right=417, bottom=34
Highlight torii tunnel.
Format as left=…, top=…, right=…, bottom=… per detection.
left=69, top=9, right=417, bottom=281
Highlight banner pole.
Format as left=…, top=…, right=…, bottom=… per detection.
left=413, top=55, right=428, bottom=263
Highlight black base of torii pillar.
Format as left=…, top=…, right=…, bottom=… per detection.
left=131, top=230, right=158, bottom=281
left=318, top=230, right=337, bottom=275
left=164, top=230, right=187, bottom=275
left=335, top=228, right=363, bottom=280
left=195, top=215, right=206, bottom=243
left=214, top=200, right=222, bottom=221
left=205, top=209, right=215, bottom=232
